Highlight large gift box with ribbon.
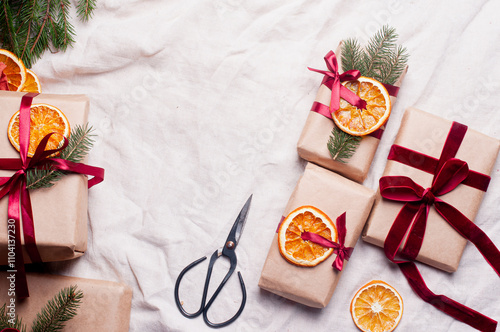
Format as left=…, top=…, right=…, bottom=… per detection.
left=0, top=91, right=104, bottom=298
left=0, top=272, right=132, bottom=331
left=362, top=107, right=500, bottom=273
left=297, top=43, right=407, bottom=183
left=258, top=163, right=375, bottom=308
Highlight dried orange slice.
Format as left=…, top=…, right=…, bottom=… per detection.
left=7, top=104, right=70, bottom=157
left=350, top=280, right=403, bottom=332
left=20, top=69, right=42, bottom=93
left=0, top=49, right=27, bottom=91
left=334, top=76, right=391, bottom=136
left=278, top=206, right=337, bottom=267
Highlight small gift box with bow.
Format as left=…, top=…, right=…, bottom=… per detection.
left=0, top=91, right=104, bottom=298
left=259, top=163, right=375, bottom=308
left=363, top=107, right=500, bottom=273
left=297, top=42, right=407, bottom=183
left=0, top=272, right=132, bottom=331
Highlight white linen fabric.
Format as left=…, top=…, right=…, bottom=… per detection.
left=35, top=0, right=500, bottom=331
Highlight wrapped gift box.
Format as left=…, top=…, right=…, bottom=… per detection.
left=362, top=107, right=500, bottom=272
left=258, top=162, right=375, bottom=308
left=0, top=91, right=91, bottom=263
left=0, top=272, right=132, bottom=331
left=297, top=43, right=407, bottom=183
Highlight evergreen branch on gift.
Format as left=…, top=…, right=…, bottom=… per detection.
left=361, top=25, right=398, bottom=80
left=0, top=304, right=27, bottom=332
left=329, top=25, right=409, bottom=163
left=340, top=38, right=364, bottom=74
left=327, top=127, right=361, bottom=163
left=0, top=0, right=96, bottom=68
left=30, top=285, right=83, bottom=332
left=26, top=124, right=96, bottom=190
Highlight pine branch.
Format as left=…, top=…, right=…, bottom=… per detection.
left=0, top=0, right=96, bottom=68
left=362, top=25, right=397, bottom=78
left=31, top=285, right=83, bottom=332
left=327, top=127, right=361, bottom=163
left=26, top=124, right=96, bottom=190
left=77, top=0, right=97, bottom=21
left=341, top=38, right=364, bottom=73
left=377, top=45, right=409, bottom=85
left=0, top=304, right=27, bottom=332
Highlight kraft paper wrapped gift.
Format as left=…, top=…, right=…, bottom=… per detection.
left=258, top=163, right=375, bottom=308
left=362, top=107, right=500, bottom=272
left=0, top=272, right=132, bottom=331
left=0, top=91, right=91, bottom=264
left=297, top=43, right=407, bottom=183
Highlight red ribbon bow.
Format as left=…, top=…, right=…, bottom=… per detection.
left=2, top=93, right=104, bottom=298
left=308, top=51, right=367, bottom=112
left=380, top=122, right=500, bottom=332
left=301, top=212, right=353, bottom=271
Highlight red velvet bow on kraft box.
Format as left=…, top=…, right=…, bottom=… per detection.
left=363, top=107, right=500, bottom=331
left=296, top=42, right=407, bottom=183
left=259, top=163, right=375, bottom=308
left=0, top=91, right=104, bottom=298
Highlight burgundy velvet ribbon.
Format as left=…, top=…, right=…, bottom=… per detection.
left=308, top=51, right=367, bottom=112
left=0, top=62, right=9, bottom=91
left=380, top=121, right=500, bottom=331
left=1, top=328, right=20, bottom=332
left=301, top=212, right=353, bottom=271
left=1, top=93, right=104, bottom=298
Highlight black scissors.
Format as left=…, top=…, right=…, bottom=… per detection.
left=174, top=195, right=251, bottom=328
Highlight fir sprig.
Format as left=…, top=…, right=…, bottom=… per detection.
left=0, top=0, right=97, bottom=68
left=328, top=25, right=408, bottom=163
left=26, top=123, right=96, bottom=190
left=0, top=285, right=83, bottom=332
left=327, top=127, right=361, bottom=163
left=31, top=285, right=83, bottom=332
left=0, top=304, right=27, bottom=332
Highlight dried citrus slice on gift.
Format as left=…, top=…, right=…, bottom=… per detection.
left=278, top=206, right=338, bottom=267
left=20, top=69, right=42, bottom=93
left=7, top=104, right=70, bottom=157
left=334, top=76, right=391, bottom=136
left=350, top=280, right=403, bottom=332
left=0, top=49, right=27, bottom=91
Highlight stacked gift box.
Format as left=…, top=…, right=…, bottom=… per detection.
left=258, top=38, right=500, bottom=332
left=0, top=91, right=132, bottom=331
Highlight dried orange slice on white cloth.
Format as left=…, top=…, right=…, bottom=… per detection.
left=8, top=103, right=70, bottom=157
left=350, top=280, right=403, bottom=332
left=278, top=206, right=338, bottom=267
left=334, top=77, right=391, bottom=136
left=0, top=49, right=27, bottom=91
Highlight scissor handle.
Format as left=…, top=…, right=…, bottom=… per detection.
left=174, top=256, right=208, bottom=318
left=174, top=248, right=247, bottom=328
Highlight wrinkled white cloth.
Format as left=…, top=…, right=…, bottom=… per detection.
left=34, top=0, right=500, bottom=331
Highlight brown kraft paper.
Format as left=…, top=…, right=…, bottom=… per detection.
left=0, top=91, right=90, bottom=264
left=362, top=107, right=500, bottom=272
left=297, top=42, right=408, bottom=183
left=258, top=162, right=375, bottom=308
left=0, top=272, right=132, bottom=331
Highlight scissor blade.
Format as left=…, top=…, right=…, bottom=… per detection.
left=227, top=195, right=252, bottom=247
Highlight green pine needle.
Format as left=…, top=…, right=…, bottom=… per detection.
left=341, top=25, right=409, bottom=85
left=26, top=123, right=96, bottom=190
left=0, top=304, right=27, bottom=332
left=331, top=26, right=408, bottom=163
left=0, top=0, right=96, bottom=68
left=31, top=285, right=83, bottom=332
left=327, top=127, right=361, bottom=163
